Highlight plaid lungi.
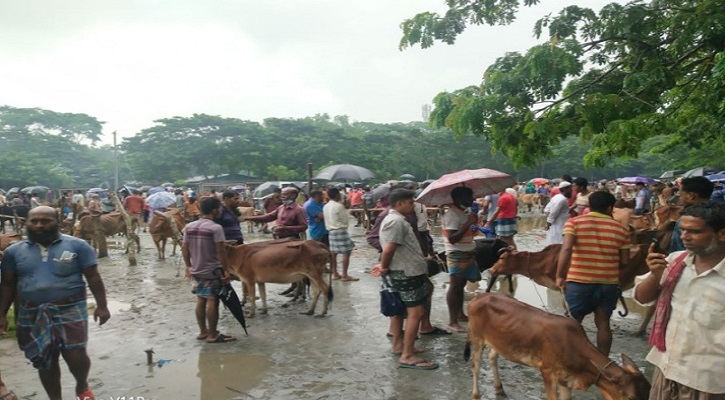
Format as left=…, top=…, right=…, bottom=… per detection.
left=650, top=367, right=725, bottom=400
left=17, top=293, right=88, bottom=369
left=328, top=229, right=355, bottom=254
left=495, top=218, right=517, bottom=237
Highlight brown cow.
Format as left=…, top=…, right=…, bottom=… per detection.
left=149, top=209, right=186, bottom=260
left=237, top=206, right=259, bottom=233
left=653, top=205, right=682, bottom=229
left=0, top=232, right=23, bottom=259
left=518, top=193, right=537, bottom=213
left=225, top=239, right=333, bottom=317
left=74, top=211, right=140, bottom=253
left=465, top=293, right=650, bottom=400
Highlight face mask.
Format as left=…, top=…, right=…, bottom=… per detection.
left=284, top=199, right=294, bottom=206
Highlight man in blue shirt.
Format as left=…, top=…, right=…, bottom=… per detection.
left=305, top=190, right=329, bottom=246
left=0, top=206, right=110, bottom=400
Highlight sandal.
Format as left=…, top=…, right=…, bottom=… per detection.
left=0, top=390, right=17, bottom=400
left=420, top=327, right=452, bottom=335
left=76, top=388, right=95, bottom=400
left=207, top=333, right=237, bottom=343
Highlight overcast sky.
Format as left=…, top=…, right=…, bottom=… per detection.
left=0, top=0, right=611, bottom=145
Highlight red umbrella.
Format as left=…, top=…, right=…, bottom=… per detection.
left=529, top=178, right=549, bottom=186
left=415, top=168, right=516, bottom=206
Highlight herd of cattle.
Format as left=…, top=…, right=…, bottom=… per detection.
left=0, top=197, right=682, bottom=399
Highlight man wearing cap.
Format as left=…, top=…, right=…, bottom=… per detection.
left=544, top=181, right=573, bottom=245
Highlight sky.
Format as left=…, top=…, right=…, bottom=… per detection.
left=0, top=0, right=612, bottom=146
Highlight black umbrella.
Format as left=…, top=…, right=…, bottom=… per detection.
left=253, top=181, right=281, bottom=199
left=217, top=283, right=248, bottom=335
left=312, top=164, right=376, bottom=181
left=21, top=186, right=50, bottom=194
left=372, top=184, right=391, bottom=202
left=6, top=187, right=19, bottom=195
left=682, top=166, right=717, bottom=178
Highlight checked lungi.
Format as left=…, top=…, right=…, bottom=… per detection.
left=16, top=293, right=88, bottom=369
left=328, top=229, right=355, bottom=254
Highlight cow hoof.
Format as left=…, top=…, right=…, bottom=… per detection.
left=260, top=309, right=268, bottom=315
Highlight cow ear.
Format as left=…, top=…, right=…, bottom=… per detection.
left=620, top=353, right=641, bottom=374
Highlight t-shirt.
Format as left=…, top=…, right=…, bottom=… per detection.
left=183, top=218, right=225, bottom=278
left=563, top=212, right=630, bottom=284
left=496, top=192, right=517, bottom=219
left=123, top=195, right=145, bottom=214
left=0, top=235, right=97, bottom=303
left=304, top=199, right=328, bottom=239
left=442, top=206, right=475, bottom=253
left=379, top=210, right=427, bottom=277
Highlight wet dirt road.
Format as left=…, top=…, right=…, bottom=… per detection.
left=0, top=215, right=654, bottom=399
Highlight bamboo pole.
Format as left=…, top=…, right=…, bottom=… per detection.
left=109, top=192, right=138, bottom=266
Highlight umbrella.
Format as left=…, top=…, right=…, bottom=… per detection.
left=6, top=187, right=19, bottom=195
left=21, top=186, right=50, bottom=194
left=147, top=186, right=165, bottom=195
left=659, top=170, right=685, bottom=179
left=372, top=184, right=391, bottom=202
left=618, top=177, right=657, bottom=184
left=145, top=191, right=176, bottom=209
left=229, top=184, right=247, bottom=191
left=138, top=185, right=152, bottom=192
left=213, top=269, right=248, bottom=335
left=682, top=166, right=717, bottom=178
left=253, top=182, right=281, bottom=199
left=161, top=182, right=175, bottom=188
left=415, top=168, right=516, bottom=207
left=421, top=179, right=436, bottom=185
left=706, top=173, right=725, bottom=183
left=400, top=173, right=416, bottom=180
left=528, top=178, right=549, bottom=185
left=312, top=164, right=376, bottom=181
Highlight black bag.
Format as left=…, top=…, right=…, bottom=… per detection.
left=380, top=276, right=406, bottom=317
left=426, top=256, right=444, bottom=277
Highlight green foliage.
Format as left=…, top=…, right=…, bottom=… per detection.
left=401, top=0, right=725, bottom=168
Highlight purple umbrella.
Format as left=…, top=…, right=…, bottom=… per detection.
left=617, top=177, right=657, bottom=184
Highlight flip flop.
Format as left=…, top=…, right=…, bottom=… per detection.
left=444, top=325, right=467, bottom=333
left=207, top=333, right=237, bottom=343
left=76, top=389, right=95, bottom=400
left=420, top=327, right=452, bottom=335
left=398, top=360, right=439, bottom=370
left=341, top=276, right=359, bottom=282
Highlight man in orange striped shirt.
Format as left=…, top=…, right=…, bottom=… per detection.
left=556, top=190, right=630, bottom=355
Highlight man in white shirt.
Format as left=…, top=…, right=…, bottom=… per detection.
left=634, top=202, right=725, bottom=398
left=544, top=182, right=573, bottom=245
left=323, top=188, right=358, bottom=282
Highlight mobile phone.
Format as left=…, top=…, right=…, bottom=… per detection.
left=651, top=238, right=661, bottom=253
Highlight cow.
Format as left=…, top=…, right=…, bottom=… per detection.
left=535, top=193, right=550, bottom=210
left=74, top=211, right=140, bottom=253
left=486, top=244, right=650, bottom=317
left=653, top=205, right=682, bottom=229
left=437, top=238, right=512, bottom=292
left=237, top=206, right=259, bottom=233
left=149, top=209, right=186, bottom=259
left=465, top=293, right=650, bottom=400
left=225, top=239, right=333, bottom=317
left=0, top=232, right=23, bottom=259
left=518, top=193, right=538, bottom=213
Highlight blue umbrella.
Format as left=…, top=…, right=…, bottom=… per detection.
left=147, top=186, right=165, bottom=195
left=145, top=191, right=176, bottom=209
left=706, top=173, right=725, bottom=182
left=618, top=176, right=657, bottom=184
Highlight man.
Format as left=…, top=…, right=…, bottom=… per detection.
left=670, top=177, right=714, bottom=252
left=261, top=188, right=284, bottom=234
left=374, top=188, right=439, bottom=370
left=323, top=187, right=358, bottom=281
left=0, top=206, right=110, bottom=400
left=71, top=190, right=85, bottom=210
left=182, top=196, right=235, bottom=344
left=484, top=187, right=517, bottom=249
left=634, top=202, right=725, bottom=398
left=545, top=181, right=572, bottom=245
left=635, top=182, right=653, bottom=215
left=305, top=190, right=329, bottom=245
left=442, top=186, right=479, bottom=333
left=348, top=188, right=364, bottom=227
left=87, top=194, right=102, bottom=215
left=215, top=191, right=243, bottom=244
left=245, top=187, right=307, bottom=239
left=123, top=190, right=146, bottom=232
left=480, top=193, right=498, bottom=235
left=556, top=191, right=630, bottom=355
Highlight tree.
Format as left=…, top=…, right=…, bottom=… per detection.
left=400, top=0, right=725, bottom=168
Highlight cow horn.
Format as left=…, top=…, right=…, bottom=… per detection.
left=497, top=247, right=510, bottom=256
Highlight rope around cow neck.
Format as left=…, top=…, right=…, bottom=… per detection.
left=594, top=359, right=617, bottom=386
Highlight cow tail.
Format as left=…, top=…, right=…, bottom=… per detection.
left=617, top=295, right=629, bottom=317
left=327, top=259, right=334, bottom=303
left=463, top=338, right=472, bottom=361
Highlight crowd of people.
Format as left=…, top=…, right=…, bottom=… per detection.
left=1, top=174, right=724, bottom=398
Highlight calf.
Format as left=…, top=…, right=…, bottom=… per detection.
left=74, top=211, right=140, bottom=253
left=149, top=209, right=186, bottom=259
left=465, top=293, right=650, bottom=400
left=225, top=239, right=333, bottom=317
left=518, top=194, right=537, bottom=213
left=237, top=206, right=258, bottom=233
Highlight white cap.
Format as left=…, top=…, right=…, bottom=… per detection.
left=558, top=181, right=572, bottom=189
left=505, top=188, right=517, bottom=196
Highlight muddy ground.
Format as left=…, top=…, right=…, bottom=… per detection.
left=0, top=215, right=655, bottom=399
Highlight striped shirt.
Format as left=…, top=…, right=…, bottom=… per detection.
left=563, top=211, right=630, bottom=284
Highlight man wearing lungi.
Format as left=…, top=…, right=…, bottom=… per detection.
left=442, top=187, right=480, bottom=333
left=323, top=188, right=358, bottom=281
left=0, top=206, right=110, bottom=400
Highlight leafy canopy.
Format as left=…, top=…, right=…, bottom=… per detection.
left=400, top=0, right=725, bottom=167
